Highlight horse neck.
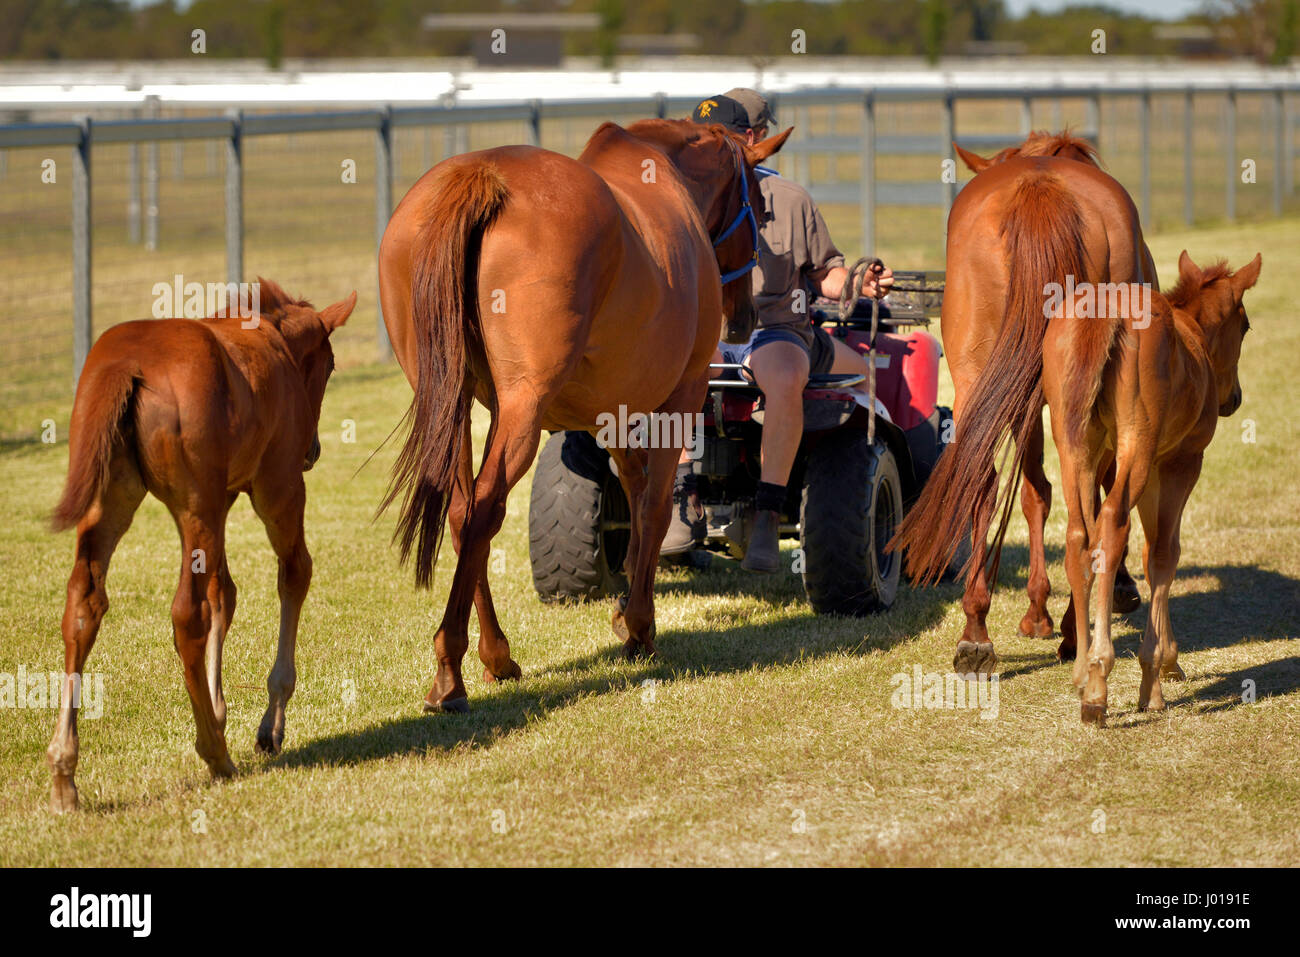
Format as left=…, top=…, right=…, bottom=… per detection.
left=583, top=126, right=716, bottom=227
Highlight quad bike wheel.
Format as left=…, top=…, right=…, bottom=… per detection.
left=800, top=432, right=903, bottom=615
left=529, top=431, right=630, bottom=601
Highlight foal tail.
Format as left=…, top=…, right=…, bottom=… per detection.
left=52, top=362, right=139, bottom=532
left=380, top=160, right=509, bottom=588
left=890, top=169, right=1088, bottom=585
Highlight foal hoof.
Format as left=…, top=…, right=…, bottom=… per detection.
left=1162, top=662, right=1186, bottom=682
left=254, top=734, right=280, bottom=756
left=1080, top=702, right=1107, bottom=726
left=50, top=779, right=79, bottom=814
left=483, top=660, right=522, bottom=684
left=1113, top=577, right=1142, bottom=615
left=210, top=756, right=238, bottom=779
left=953, top=640, right=997, bottom=677
left=423, top=695, right=470, bottom=715
left=1056, top=638, right=1077, bottom=662
left=1018, top=613, right=1054, bottom=639
left=622, top=639, right=657, bottom=662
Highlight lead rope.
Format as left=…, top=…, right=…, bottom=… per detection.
left=838, top=257, right=885, bottom=444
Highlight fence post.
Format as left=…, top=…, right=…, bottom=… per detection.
left=860, top=91, right=875, bottom=257
left=225, top=109, right=243, bottom=288
left=1273, top=87, right=1284, bottom=216
left=654, top=92, right=667, bottom=119
left=1225, top=87, right=1237, bottom=222
left=1139, top=87, right=1151, bottom=229
left=144, top=94, right=159, bottom=251
left=528, top=99, right=541, bottom=147
left=1020, top=94, right=1032, bottom=136
left=942, top=92, right=956, bottom=225
left=127, top=121, right=141, bottom=244
left=1286, top=89, right=1295, bottom=196
left=72, top=117, right=92, bottom=387
left=1086, top=91, right=1100, bottom=147
left=1184, top=87, right=1195, bottom=226
left=375, top=105, right=394, bottom=361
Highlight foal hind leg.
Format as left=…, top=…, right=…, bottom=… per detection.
left=425, top=397, right=540, bottom=713
left=170, top=507, right=237, bottom=778
left=1100, top=454, right=1142, bottom=614
left=250, top=477, right=311, bottom=755
left=1018, top=416, right=1054, bottom=638
left=446, top=410, right=521, bottom=685
left=48, top=457, right=145, bottom=813
left=606, top=445, right=652, bottom=659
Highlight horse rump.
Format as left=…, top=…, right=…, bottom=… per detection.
left=51, top=362, right=140, bottom=532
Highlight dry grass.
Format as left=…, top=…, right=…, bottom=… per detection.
left=0, top=206, right=1296, bottom=868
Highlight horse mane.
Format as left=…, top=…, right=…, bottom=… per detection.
left=1015, top=129, right=1101, bottom=167
left=1167, top=259, right=1231, bottom=310
left=253, top=277, right=313, bottom=319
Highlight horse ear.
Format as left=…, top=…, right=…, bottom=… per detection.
left=746, top=127, right=793, bottom=165
left=1177, top=250, right=1200, bottom=288
left=1230, top=253, right=1262, bottom=297
left=320, top=291, right=357, bottom=332
left=955, top=143, right=991, bottom=173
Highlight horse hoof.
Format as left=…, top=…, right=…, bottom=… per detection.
left=623, top=639, right=657, bottom=661
left=1080, top=703, right=1107, bottom=725
left=1113, top=579, right=1142, bottom=615
left=50, top=779, right=79, bottom=814
left=1056, top=639, right=1077, bottom=662
left=1162, top=663, right=1186, bottom=682
left=1019, top=614, right=1054, bottom=639
left=423, top=695, right=469, bottom=714
left=953, top=640, right=996, bottom=677
left=483, top=661, right=522, bottom=684
left=254, top=734, right=281, bottom=756
left=210, top=757, right=238, bottom=779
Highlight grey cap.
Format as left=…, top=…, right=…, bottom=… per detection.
left=723, top=88, right=776, bottom=129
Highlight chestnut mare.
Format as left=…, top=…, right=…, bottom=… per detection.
left=892, top=131, right=1157, bottom=675
left=378, top=119, right=790, bottom=713
left=47, top=280, right=354, bottom=812
left=1044, top=252, right=1260, bottom=723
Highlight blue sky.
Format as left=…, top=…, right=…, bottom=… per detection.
left=1003, top=0, right=1207, bottom=18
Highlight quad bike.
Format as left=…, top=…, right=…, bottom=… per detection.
left=529, top=270, right=966, bottom=616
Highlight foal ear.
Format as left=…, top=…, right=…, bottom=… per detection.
left=955, top=143, right=992, bottom=173
left=1229, top=253, right=1262, bottom=297
left=320, top=290, right=357, bottom=332
left=746, top=127, right=793, bottom=165
left=1177, top=250, right=1201, bottom=288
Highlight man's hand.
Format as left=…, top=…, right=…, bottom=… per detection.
left=818, top=260, right=894, bottom=301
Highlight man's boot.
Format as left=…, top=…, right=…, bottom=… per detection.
left=660, top=463, right=705, bottom=556
left=742, top=508, right=782, bottom=573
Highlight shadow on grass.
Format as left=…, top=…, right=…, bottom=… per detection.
left=268, top=572, right=957, bottom=772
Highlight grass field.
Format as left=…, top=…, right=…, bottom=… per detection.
left=0, top=211, right=1297, bottom=866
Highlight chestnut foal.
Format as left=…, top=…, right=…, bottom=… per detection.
left=1043, top=252, right=1260, bottom=723
left=47, top=279, right=354, bottom=811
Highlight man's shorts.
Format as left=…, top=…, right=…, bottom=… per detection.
left=719, top=324, right=836, bottom=376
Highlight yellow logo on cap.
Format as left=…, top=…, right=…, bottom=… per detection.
left=697, top=99, right=717, bottom=118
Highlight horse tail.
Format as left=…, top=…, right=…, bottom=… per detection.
left=380, top=160, right=509, bottom=588
left=52, top=361, right=140, bottom=532
left=890, top=168, right=1088, bottom=585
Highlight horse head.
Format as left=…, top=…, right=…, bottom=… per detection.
left=631, top=119, right=791, bottom=344
left=955, top=130, right=1101, bottom=174
left=252, top=278, right=356, bottom=469
left=1168, top=251, right=1262, bottom=417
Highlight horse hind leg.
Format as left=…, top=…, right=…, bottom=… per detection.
left=425, top=396, right=540, bottom=713
left=1018, top=416, right=1055, bottom=639
left=446, top=408, right=522, bottom=685
left=169, top=506, right=238, bottom=779
left=954, top=475, right=998, bottom=677
left=1100, top=454, right=1142, bottom=614
left=48, top=454, right=145, bottom=813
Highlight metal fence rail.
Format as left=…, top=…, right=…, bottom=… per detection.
left=0, top=80, right=1296, bottom=390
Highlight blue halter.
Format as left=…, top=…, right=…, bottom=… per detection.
left=712, top=140, right=761, bottom=286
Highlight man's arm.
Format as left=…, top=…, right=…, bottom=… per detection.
left=811, top=262, right=895, bottom=301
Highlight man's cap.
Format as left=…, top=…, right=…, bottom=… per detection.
left=723, top=88, right=776, bottom=129
left=690, top=95, right=749, bottom=133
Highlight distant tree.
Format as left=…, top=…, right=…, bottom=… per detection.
left=595, top=0, right=624, bottom=68
left=263, top=0, right=284, bottom=69
left=924, top=0, right=948, bottom=63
